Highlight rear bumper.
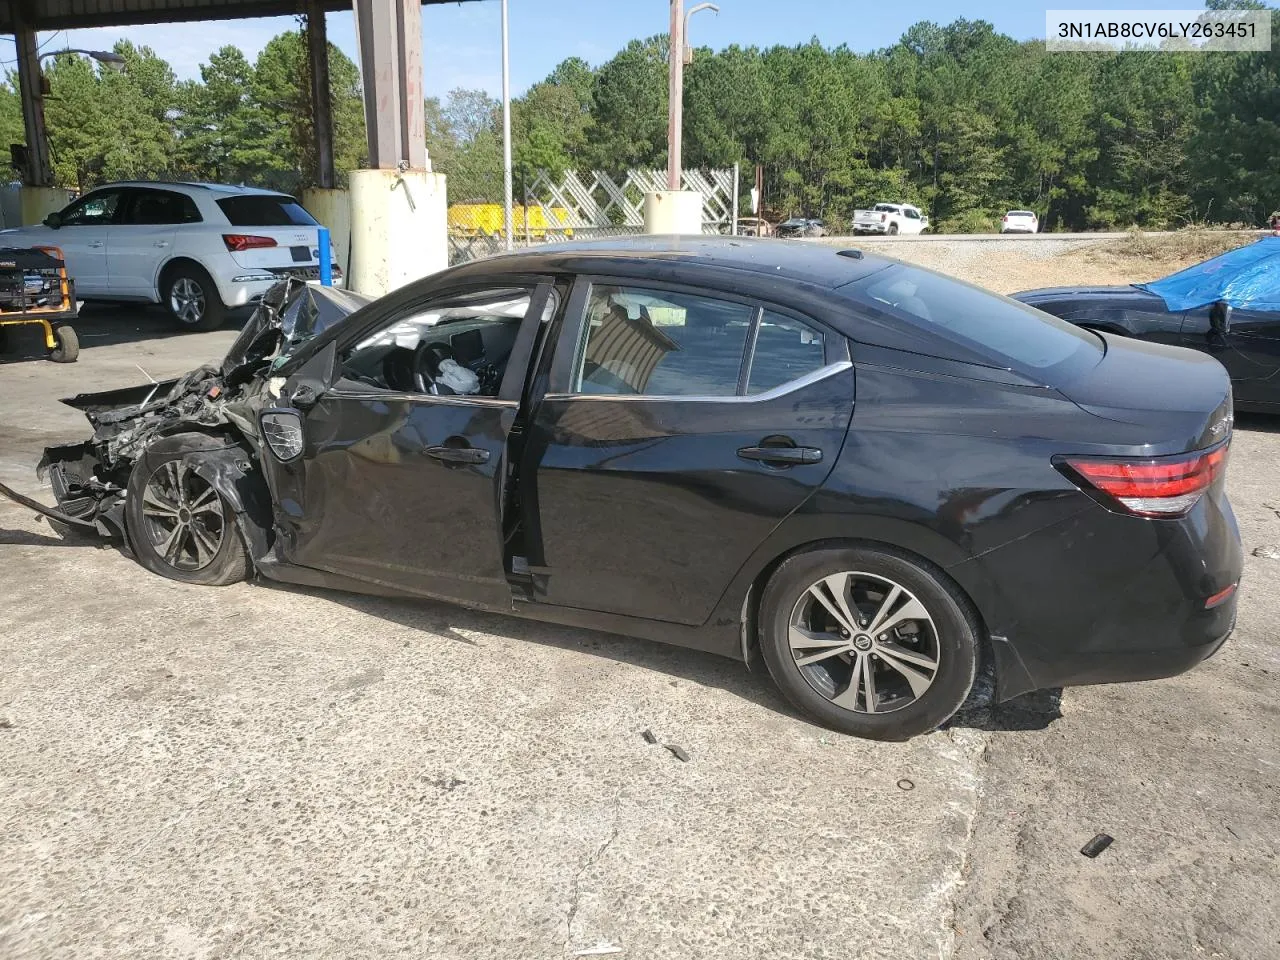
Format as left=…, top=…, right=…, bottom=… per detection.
left=218, top=272, right=346, bottom=308
left=954, top=490, right=1243, bottom=701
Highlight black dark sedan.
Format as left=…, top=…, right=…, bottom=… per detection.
left=2, top=238, right=1242, bottom=741
left=1016, top=237, right=1280, bottom=412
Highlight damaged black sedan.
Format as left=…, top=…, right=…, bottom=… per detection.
left=2, top=238, right=1242, bottom=741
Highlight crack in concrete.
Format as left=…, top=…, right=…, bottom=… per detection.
left=939, top=730, right=993, bottom=960
left=562, top=788, right=623, bottom=958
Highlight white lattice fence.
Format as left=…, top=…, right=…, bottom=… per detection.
left=525, top=168, right=735, bottom=233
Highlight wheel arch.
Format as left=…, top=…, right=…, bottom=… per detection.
left=155, top=255, right=214, bottom=301
left=129, top=430, right=274, bottom=567
left=727, top=519, right=994, bottom=670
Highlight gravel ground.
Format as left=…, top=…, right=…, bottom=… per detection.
left=2, top=247, right=1278, bottom=959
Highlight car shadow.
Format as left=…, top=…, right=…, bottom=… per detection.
left=948, top=687, right=1064, bottom=733
left=0, top=524, right=108, bottom=549
left=1234, top=412, right=1280, bottom=435
left=253, top=579, right=797, bottom=721
left=64, top=302, right=252, bottom=350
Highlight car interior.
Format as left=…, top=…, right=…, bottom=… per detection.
left=341, top=290, right=533, bottom=397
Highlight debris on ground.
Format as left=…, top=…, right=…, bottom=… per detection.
left=1252, top=544, right=1280, bottom=560
left=574, top=943, right=623, bottom=957
left=0, top=716, right=14, bottom=730
left=664, top=744, right=690, bottom=762
left=1080, top=833, right=1114, bottom=858
left=430, top=776, right=466, bottom=792
left=640, top=729, right=658, bottom=744
left=897, top=778, right=915, bottom=791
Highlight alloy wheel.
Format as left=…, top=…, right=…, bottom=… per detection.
left=170, top=277, right=206, bottom=325
left=788, top=571, right=940, bottom=714
left=140, top=460, right=226, bottom=571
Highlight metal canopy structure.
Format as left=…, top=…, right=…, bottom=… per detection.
left=2, top=0, right=471, bottom=190
left=0, top=0, right=458, bottom=33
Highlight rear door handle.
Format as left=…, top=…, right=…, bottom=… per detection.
left=88, top=241, right=105, bottom=249
left=425, top=444, right=490, bottom=464
left=737, top=444, right=823, bottom=465
left=154, top=241, right=170, bottom=248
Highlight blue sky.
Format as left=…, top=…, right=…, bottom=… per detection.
left=34, top=0, right=1211, bottom=96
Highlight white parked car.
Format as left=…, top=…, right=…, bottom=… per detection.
left=0, top=181, right=340, bottom=331
left=1001, top=210, right=1039, bottom=234
left=852, top=202, right=929, bottom=236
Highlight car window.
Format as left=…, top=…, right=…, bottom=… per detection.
left=904, top=208, right=920, bottom=219
left=126, top=189, right=202, bottom=225
left=874, top=204, right=897, bottom=212
left=572, top=284, right=753, bottom=397
left=747, top=311, right=826, bottom=394
left=851, top=263, right=1102, bottom=378
left=59, top=190, right=121, bottom=226
left=216, top=195, right=318, bottom=226
left=341, top=288, right=534, bottom=397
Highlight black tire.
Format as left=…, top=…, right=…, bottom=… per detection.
left=125, top=434, right=249, bottom=586
left=162, top=263, right=227, bottom=332
left=758, top=544, right=979, bottom=741
left=888, top=223, right=899, bottom=235
left=49, top=325, right=78, bottom=362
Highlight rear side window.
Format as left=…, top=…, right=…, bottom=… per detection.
left=747, top=312, right=825, bottom=394
left=216, top=195, right=318, bottom=226
left=127, top=189, right=201, bottom=225
left=574, top=285, right=753, bottom=397
left=852, top=263, right=1101, bottom=377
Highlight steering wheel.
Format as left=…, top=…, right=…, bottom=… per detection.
left=413, top=341, right=457, bottom=394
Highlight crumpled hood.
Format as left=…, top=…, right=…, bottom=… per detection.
left=221, top=278, right=372, bottom=384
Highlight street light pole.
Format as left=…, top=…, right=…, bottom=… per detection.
left=666, top=0, right=720, bottom=192
left=500, top=0, right=514, bottom=251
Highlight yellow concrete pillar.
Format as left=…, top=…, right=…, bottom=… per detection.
left=301, top=187, right=352, bottom=280
left=19, top=187, right=75, bottom=227
left=347, top=169, right=447, bottom=297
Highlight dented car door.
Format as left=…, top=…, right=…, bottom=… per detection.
left=260, top=281, right=554, bottom=609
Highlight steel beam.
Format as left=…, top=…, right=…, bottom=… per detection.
left=353, top=0, right=426, bottom=170
left=13, top=12, right=53, bottom=187
left=305, top=0, right=336, bottom=189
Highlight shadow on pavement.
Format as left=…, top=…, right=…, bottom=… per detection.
left=255, top=578, right=796, bottom=722
left=1234, top=412, right=1280, bottom=435
left=949, top=687, right=1064, bottom=733
left=58, top=302, right=252, bottom=351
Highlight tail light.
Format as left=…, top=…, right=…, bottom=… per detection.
left=880, top=213, right=886, bottom=222
left=223, top=234, right=278, bottom=252
left=1056, top=444, right=1229, bottom=518
left=1002, top=215, right=1008, bottom=222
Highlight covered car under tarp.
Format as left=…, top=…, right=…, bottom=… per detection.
left=1137, top=236, right=1280, bottom=312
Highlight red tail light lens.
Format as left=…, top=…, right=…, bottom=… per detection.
left=223, top=234, right=278, bottom=252
left=880, top=213, right=886, bottom=221
left=1057, top=444, right=1228, bottom=518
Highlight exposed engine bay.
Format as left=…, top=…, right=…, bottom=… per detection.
left=0, top=279, right=363, bottom=545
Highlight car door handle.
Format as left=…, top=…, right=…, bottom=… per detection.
left=737, top=444, right=823, bottom=465
left=89, top=241, right=104, bottom=249
left=154, top=241, right=170, bottom=248
left=425, top=444, right=490, bottom=464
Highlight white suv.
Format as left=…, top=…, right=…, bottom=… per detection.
left=0, top=181, right=340, bottom=331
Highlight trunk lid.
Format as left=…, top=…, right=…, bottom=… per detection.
left=215, top=193, right=326, bottom=273
left=1059, top=332, right=1233, bottom=454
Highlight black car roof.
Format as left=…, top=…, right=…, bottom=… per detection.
left=455, top=235, right=888, bottom=289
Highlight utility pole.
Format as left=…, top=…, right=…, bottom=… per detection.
left=667, top=0, right=684, bottom=191
left=666, top=1, right=720, bottom=192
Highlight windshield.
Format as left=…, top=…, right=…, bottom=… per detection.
left=847, top=263, right=1103, bottom=382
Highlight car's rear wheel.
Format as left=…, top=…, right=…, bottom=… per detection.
left=888, top=223, right=899, bottom=235
left=126, top=442, right=248, bottom=586
left=758, top=545, right=979, bottom=740
left=162, top=264, right=226, bottom=332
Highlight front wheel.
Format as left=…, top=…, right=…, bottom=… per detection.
left=758, top=545, right=979, bottom=740
left=125, top=439, right=249, bottom=586
left=163, top=264, right=226, bottom=332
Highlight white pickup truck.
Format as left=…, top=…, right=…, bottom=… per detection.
left=852, top=202, right=929, bottom=235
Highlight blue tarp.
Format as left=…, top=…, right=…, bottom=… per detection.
left=1137, top=236, right=1280, bottom=312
